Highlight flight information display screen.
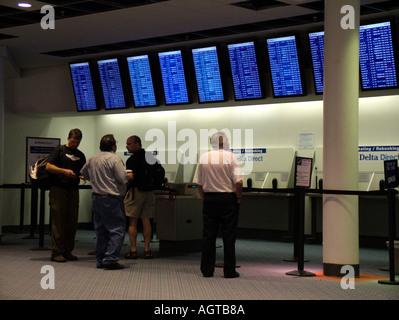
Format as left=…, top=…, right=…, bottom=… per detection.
left=158, top=50, right=190, bottom=105
left=69, top=62, right=98, bottom=111
left=267, top=35, right=304, bottom=97
left=227, top=41, right=263, bottom=100
left=359, top=21, right=398, bottom=90
left=97, top=58, right=127, bottom=109
left=192, top=46, right=225, bottom=103
left=308, top=31, right=324, bottom=94
left=126, top=55, right=157, bottom=107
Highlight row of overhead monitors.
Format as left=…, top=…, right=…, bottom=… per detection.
left=70, top=20, right=399, bottom=112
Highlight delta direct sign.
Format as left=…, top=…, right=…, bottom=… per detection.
left=359, top=146, right=399, bottom=161
left=231, top=148, right=267, bottom=163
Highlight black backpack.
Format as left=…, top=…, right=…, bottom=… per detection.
left=29, top=145, right=64, bottom=190
left=137, top=154, right=165, bottom=192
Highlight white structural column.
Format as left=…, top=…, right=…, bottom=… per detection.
left=323, top=0, right=360, bottom=276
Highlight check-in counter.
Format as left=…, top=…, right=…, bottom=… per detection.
left=238, top=190, right=296, bottom=240
left=155, top=185, right=297, bottom=250
left=155, top=183, right=203, bottom=252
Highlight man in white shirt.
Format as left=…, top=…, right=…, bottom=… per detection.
left=194, top=132, right=243, bottom=278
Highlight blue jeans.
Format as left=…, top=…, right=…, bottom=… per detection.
left=92, top=195, right=126, bottom=267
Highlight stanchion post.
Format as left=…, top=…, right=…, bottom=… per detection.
left=31, top=188, right=50, bottom=251
left=286, top=188, right=315, bottom=277
left=378, top=188, right=398, bottom=285
left=24, top=184, right=38, bottom=239
left=39, top=188, right=45, bottom=247
left=19, top=183, right=25, bottom=232
left=283, top=190, right=309, bottom=262
left=283, top=190, right=299, bottom=262
left=297, top=188, right=305, bottom=272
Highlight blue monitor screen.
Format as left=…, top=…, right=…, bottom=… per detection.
left=69, top=62, right=98, bottom=111
left=192, top=46, right=225, bottom=103
left=227, top=41, right=263, bottom=100
left=126, top=55, right=157, bottom=107
left=308, top=31, right=324, bottom=94
left=359, top=21, right=398, bottom=90
left=266, top=35, right=304, bottom=97
left=97, top=58, right=127, bottom=109
left=158, top=50, right=190, bottom=105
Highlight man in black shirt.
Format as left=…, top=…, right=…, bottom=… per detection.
left=46, top=129, right=86, bottom=262
left=124, top=135, right=155, bottom=259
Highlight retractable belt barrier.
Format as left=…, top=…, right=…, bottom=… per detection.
left=0, top=184, right=92, bottom=250
left=1, top=183, right=398, bottom=284
left=243, top=186, right=398, bottom=285
left=0, top=183, right=175, bottom=249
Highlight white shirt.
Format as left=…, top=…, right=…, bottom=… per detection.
left=194, top=149, right=243, bottom=193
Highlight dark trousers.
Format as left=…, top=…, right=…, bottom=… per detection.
left=49, top=186, right=79, bottom=257
left=201, top=193, right=239, bottom=277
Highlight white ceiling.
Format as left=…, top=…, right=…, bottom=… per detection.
left=0, top=0, right=397, bottom=74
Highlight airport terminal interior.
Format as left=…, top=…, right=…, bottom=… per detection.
left=1, top=0, right=399, bottom=302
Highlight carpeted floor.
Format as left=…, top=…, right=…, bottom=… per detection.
left=0, top=229, right=398, bottom=304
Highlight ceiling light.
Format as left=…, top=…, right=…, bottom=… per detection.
left=18, top=2, right=32, bottom=8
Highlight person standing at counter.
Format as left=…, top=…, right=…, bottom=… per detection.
left=194, top=132, right=243, bottom=278
left=80, top=134, right=132, bottom=270
left=46, top=128, right=86, bottom=263
left=124, top=135, right=156, bottom=260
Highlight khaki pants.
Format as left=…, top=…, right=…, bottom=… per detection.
left=124, top=188, right=155, bottom=219
left=49, top=186, right=79, bottom=257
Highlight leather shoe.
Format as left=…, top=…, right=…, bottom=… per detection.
left=64, top=253, right=78, bottom=260
left=224, top=272, right=240, bottom=278
left=51, top=255, right=66, bottom=263
left=103, top=262, right=124, bottom=270
left=202, top=273, right=214, bottom=278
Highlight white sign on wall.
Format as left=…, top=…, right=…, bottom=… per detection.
left=231, top=148, right=267, bottom=163
left=359, top=145, right=399, bottom=162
